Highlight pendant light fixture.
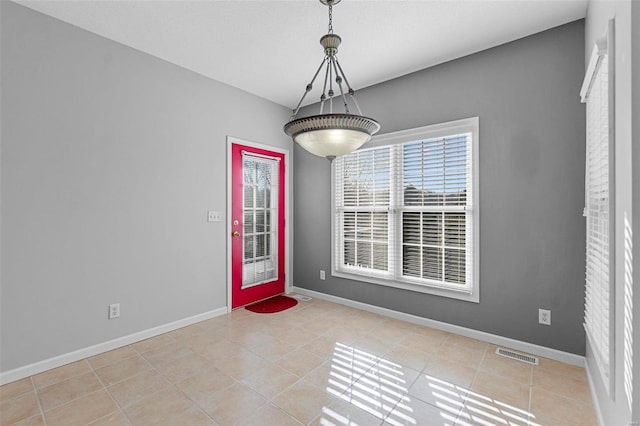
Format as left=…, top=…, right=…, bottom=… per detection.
left=283, top=0, right=380, bottom=161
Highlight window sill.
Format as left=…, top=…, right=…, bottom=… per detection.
left=331, top=270, right=479, bottom=303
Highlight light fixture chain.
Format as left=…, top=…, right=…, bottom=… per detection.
left=328, top=2, right=333, bottom=34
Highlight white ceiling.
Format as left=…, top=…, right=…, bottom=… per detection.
left=16, top=0, right=588, bottom=109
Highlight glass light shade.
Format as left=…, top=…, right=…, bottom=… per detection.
left=284, top=113, right=380, bottom=160
left=295, top=129, right=370, bottom=158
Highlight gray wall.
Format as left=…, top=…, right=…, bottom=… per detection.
left=0, top=1, right=292, bottom=372
left=294, top=21, right=586, bottom=355
left=583, top=1, right=637, bottom=425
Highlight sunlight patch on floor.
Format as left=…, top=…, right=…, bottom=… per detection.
left=320, top=342, right=538, bottom=425
left=458, top=390, right=530, bottom=425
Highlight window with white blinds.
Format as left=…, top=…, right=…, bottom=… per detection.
left=242, top=153, right=279, bottom=288
left=332, top=118, right=478, bottom=301
left=581, top=39, right=614, bottom=394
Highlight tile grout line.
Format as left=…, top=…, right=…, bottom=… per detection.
left=30, top=375, right=48, bottom=426
left=26, top=341, right=229, bottom=426
left=377, top=359, right=426, bottom=426
left=456, top=343, right=489, bottom=424
left=418, top=343, right=468, bottom=422
left=131, top=334, right=232, bottom=424
left=269, top=345, right=373, bottom=424
left=176, top=373, right=238, bottom=425
left=199, top=309, right=365, bottom=423
left=87, top=347, right=132, bottom=426
left=33, top=388, right=111, bottom=423
left=528, top=363, right=535, bottom=424
left=31, top=358, right=93, bottom=391
left=531, top=362, right=596, bottom=407
left=29, top=359, right=96, bottom=424
left=272, top=348, right=342, bottom=401
left=333, top=348, right=396, bottom=423
left=89, top=348, right=140, bottom=372
left=94, top=343, right=173, bottom=422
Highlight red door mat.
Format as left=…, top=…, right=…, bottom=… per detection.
left=245, top=295, right=298, bottom=314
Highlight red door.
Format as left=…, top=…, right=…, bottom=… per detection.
left=231, top=143, right=285, bottom=309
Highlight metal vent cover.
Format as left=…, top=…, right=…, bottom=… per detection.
left=496, top=348, right=539, bottom=365
left=291, top=294, right=312, bottom=302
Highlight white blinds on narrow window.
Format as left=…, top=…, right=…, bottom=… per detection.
left=335, top=147, right=393, bottom=277
left=399, top=136, right=472, bottom=288
left=242, top=152, right=279, bottom=288
left=583, top=49, right=612, bottom=388
left=334, top=131, right=474, bottom=293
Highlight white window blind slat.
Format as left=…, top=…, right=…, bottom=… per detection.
left=583, top=49, right=612, bottom=391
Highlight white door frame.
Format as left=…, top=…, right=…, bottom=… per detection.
left=226, top=136, right=291, bottom=312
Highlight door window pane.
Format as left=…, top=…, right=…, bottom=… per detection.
left=242, top=154, right=279, bottom=288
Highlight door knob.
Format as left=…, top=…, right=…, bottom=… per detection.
left=232, top=231, right=240, bottom=238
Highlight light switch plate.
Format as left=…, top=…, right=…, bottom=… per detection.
left=207, top=211, right=221, bottom=222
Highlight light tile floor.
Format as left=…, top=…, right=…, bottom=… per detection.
left=1, top=297, right=598, bottom=425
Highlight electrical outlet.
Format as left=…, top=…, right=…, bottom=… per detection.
left=320, top=270, right=326, bottom=280
left=109, top=303, right=120, bottom=319
left=538, top=309, right=551, bottom=325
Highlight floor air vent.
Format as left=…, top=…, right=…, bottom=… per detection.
left=291, top=294, right=312, bottom=302
left=496, top=348, right=539, bottom=365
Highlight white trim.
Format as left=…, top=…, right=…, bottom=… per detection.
left=580, top=39, right=607, bottom=103
left=226, top=136, right=291, bottom=311
left=0, top=307, right=227, bottom=385
left=331, top=117, right=480, bottom=303
left=581, top=21, right=616, bottom=398
left=368, top=117, right=479, bottom=149
left=331, top=270, right=478, bottom=302
left=584, top=356, right=606, bottom=426
left=241, top=150, right=282, bottom=162
left=292, top=286, right=585, bottom=367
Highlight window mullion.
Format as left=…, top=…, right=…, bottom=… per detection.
left=419, top=211, right=424, bottom=280
left=355, top=154, right=360, bottom=268
left=419, top=143, right=425, bottom=281
left=391, top=144, right=401, bottom=281
left=370, top=153, right=374, bottom=266
left=337, top=161, right=345, bottom=271
left=440, top=139, right=446, bottom=284
left=441, top=211, right=445, bottom=285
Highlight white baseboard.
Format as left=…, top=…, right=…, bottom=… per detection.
left=292, top=286, right=585, bottom=367
left=0, top=307, right=228, bottom=385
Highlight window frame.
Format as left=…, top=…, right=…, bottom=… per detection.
left=331, top=117, right=479, bottom=302
left=241, top=152, right=280, bottom=289
left=581, top=30, right=615, bottom=397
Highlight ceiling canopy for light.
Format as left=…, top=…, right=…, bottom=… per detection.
left=283, top=0, right=380, bottom=162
